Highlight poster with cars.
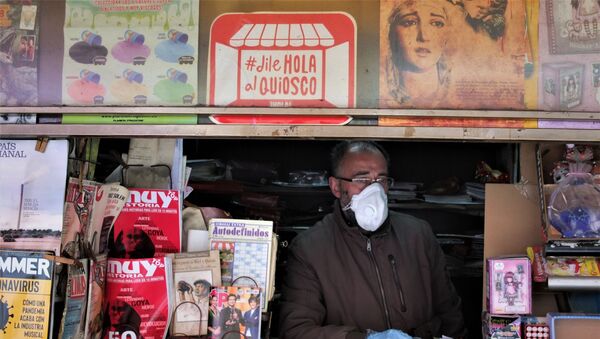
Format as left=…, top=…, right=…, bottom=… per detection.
left=62, top=0, right=199, bottom=106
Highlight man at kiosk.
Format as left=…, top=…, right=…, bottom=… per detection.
left=280, top=140, right=465, bottom=339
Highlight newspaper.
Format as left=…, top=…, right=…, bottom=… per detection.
left=0, top=139, right=68, bottom=254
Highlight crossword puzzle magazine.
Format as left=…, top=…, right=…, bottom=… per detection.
left=208, top=218, right=275, bottom=312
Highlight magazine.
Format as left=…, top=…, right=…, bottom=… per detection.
left=110, top=188, right=181, bottom=259
left=208, top=285, right=262, bottom=339
left=104, top=257, right=173, bottom=339
left=84, top=254, right=107, bottom=339
left=0, top=1, right=39, bottom=105
left=171, top=250, right=222, bottom=336
left=0, top=139, right=68, bottom=254
left=209, top=218, right=274, bottom=311
left=61, top=178, right=99, bottom=258
left=86, top=183, right=129, bottom=256
left=58, top=258, right=89, bottom=339
left=0, top=250, right=54, bottom=339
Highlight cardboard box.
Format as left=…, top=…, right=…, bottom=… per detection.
left=521, top=315, right=550, bottom=339
left=548, top=313, right=600, bottom=339
left=482, top=312, right=522, bottom=339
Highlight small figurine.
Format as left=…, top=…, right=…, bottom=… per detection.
left=565, top=144, right=594, bottom=163
left=551, top=161, right=570, bottom=183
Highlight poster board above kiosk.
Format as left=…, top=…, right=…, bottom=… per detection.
left=3, top=0, right=600, bottom=118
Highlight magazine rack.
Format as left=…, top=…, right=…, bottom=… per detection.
left=231, top=276, right=259, bottom=288
left=220, top=331, right=247, bottom=339
left=230, top=276, right=272, bottom=339
left=169, top=301, right=204, bottom=338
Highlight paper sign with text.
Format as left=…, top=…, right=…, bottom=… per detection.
left=208, top=12, right=356, bottom=108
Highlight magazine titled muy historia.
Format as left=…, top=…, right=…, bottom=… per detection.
left=104, top=257, right=173, bottom=339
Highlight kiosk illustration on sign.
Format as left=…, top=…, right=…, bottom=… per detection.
left=208, top=12, right=356, bottom=108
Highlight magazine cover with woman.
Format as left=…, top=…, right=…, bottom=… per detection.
left=208, top=286, right=262, bottom=339
left=379, top=0, right=527, bottom=109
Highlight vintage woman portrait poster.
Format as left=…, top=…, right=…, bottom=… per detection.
left=379, top=0, right=528, bottom=110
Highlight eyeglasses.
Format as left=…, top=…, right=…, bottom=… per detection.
left=335, top=176, right=394, bottom=188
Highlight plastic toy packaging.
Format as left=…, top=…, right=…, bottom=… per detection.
left=548, top=146, right=600, bottom=238
left=487, top=257, right=531, bottom=315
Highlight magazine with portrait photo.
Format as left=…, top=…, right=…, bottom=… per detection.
left=171, top=250, right=222, bottom=336
left=208, top=285, right=262, bottom=339
left=109, top=188, right=181, bottom=259
left=104, top=257, right=173, bottom=339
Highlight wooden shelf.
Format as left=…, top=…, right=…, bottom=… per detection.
left=2, top=106, right=600, bottom=119
left=3, top=123, right=600, bottom=141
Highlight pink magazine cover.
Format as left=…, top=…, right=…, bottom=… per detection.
left=110, top=188, right=181, bottom=258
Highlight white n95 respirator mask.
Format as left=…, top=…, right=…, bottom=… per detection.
left=343, top=183, right=388, bottom=232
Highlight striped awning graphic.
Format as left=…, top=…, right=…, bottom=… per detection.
left=212, top=241, right=235, bottom=251
left=229, top=23, right=334, bottom=48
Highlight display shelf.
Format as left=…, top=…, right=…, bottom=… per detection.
left=545, top=240, right=600, bottom=257
left=4, top=123, right=600, bottom=141
left=2, top=106, right=600, bottom=119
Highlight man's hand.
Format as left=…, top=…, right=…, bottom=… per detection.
left=177, top=280, right=193, bottom=293
left=367, top=329, right=413, bottom=339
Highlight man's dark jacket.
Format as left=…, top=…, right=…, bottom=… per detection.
left=279, top=203, right=465, bottom=339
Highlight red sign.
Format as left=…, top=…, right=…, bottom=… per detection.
left=208, top=12, right=356, bottom=108
left=209, top=114, right=352, bottom=125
